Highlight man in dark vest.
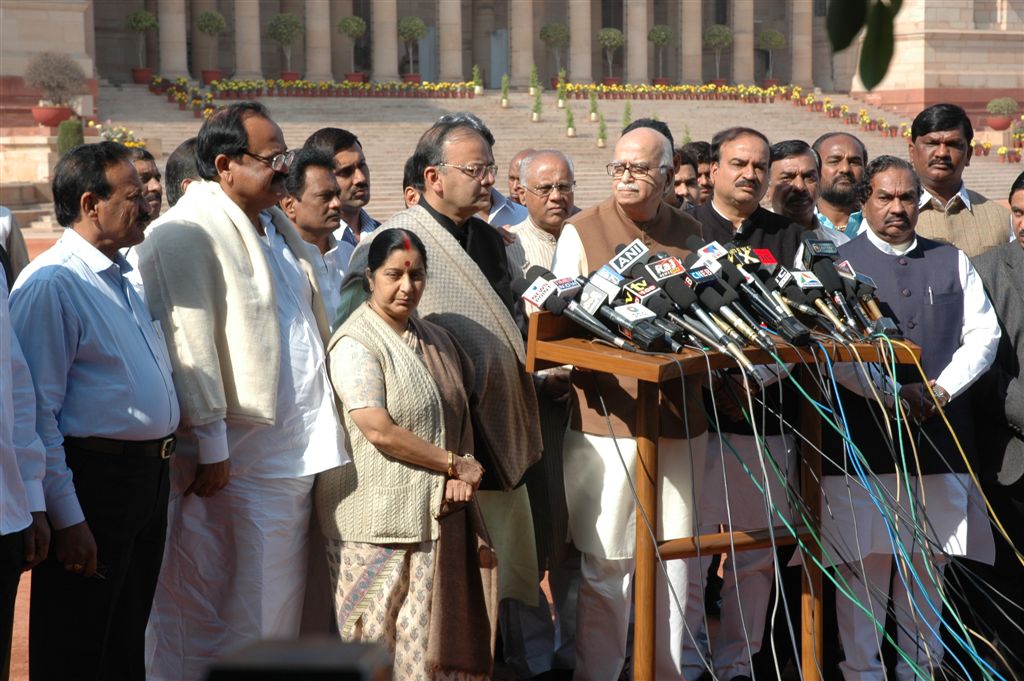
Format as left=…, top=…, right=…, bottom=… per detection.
left=551, top=126, right=710, bottom=680
left=825, top=155, right=1000, bottom=680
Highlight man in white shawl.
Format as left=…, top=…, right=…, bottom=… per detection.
left=137, top=102, right=349, bottom=681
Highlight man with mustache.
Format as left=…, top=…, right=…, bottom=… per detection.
left=826, top=155, right=999, bottom=680
left=280, top=147, right=347, bottom=330
left=551, top=126, right=709, bottom=681
left=302, top=127, right=379, bottom=253
left=9, top=142, right=177, bottom=679
left=812, top=132, right=867, bottom=236
left=690, top=127, right=805, bottom=267
left=128, top=148, right=163, bottom=224
left=673, top=147, right=701, bottom=209
left=910, top=103, right=1010, bottom=257
left=137, top=103, right=348, bottom=680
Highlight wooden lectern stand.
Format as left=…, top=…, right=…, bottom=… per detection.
left=525, top=311, right=920, bottom=681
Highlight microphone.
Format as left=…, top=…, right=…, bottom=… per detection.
left=659, top=272, right=754, bottom=371
left=513, top=275, right=637, bottom=351
left=787, top=269, right=855, bottom=340
left=801, top=236, right=862, bottom=334
left=531, top=266, right=667, bottom=351
left=682, top=253, right=776, bottom=352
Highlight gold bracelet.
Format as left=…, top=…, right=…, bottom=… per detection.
left=447, top=451, right=456, bottom=478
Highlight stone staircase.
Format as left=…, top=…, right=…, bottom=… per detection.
left=12, top=84, right=1021, bottom=249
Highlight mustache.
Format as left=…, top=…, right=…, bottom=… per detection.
left=617, top=182, right=640, bottom=191
left=736, top=178, right=760, bottom=189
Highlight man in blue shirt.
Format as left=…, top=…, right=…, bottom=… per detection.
left=10, top=141, right=180, bottom=680
left=812, top=132, right=867, bottom=236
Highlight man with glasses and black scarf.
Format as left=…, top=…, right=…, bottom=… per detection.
left=137, top=102, right=349, bottom=681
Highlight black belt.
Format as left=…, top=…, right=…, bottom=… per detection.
left=63, top=435, right=176, bottom=459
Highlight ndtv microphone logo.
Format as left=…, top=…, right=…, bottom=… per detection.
left=610, top=239, right=650, bottom=273
left=752, top=248, right=778, bottom=267
left=647, top=256, right=687, bottom=281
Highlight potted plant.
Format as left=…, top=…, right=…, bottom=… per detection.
left=529, top=64, right=540, bottom=96
left=397, top=16, right=427, bottom=83
left=531, top=88, right=542, bottom=122
left=337, top=15, right=367, bottom=82
left=648, top=24, right=672, bottom=86
left=267, top=13, right=303, bottom=81
left=556, top=68, right=567, bottom=108
left=127, top=9, right=159, bottom=84
left=589, top=89, right=599, bottom=121
left=597, top=112, right=607, bottom=148
left=704, top=24, right=732, bottom=86
left=57, top=118, right=84, bottom=156
left=756, top=27, right=786, bottom=87
left=566, top=107, right=576, bottom=137
left=986, top=97, right=1018, bottom=131
left=622, top=100, right=632, bottom=128
left=197, top=10, right=227, bottom=84
left=500, top=72, right=510, bottom=108
left=472, top=64, right=484, bottom=95
left=25, top=52, right=85, bottom=126
left=539, top=22, right=570, bottom=89
left=597, top=28, right=625, bottom=86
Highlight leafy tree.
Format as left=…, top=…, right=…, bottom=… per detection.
left=126, top=10, right=158, bottom=69
left=397, top=16, right=427, bottom=75
left=826, top=0, right=903, bottom=90
left=622, top=100, right=632, bottom=128
left=539, top=22, right=570, bottom=73
left=337, top=16, right=367, bottom=72
left=704, top=24, right=732, bottom=81
left=501, top=73, right=510, bottom=99
left=268, top=13, right=304, bottom=73
left=197, top=11, right=227, bottom=67
left=57, top=119, right=84, bottom=156
left=597, top=27, right=625, bottom=79
left=648, top=24, right=672, bottom=79
left=756, top=28, right=786, bottom=80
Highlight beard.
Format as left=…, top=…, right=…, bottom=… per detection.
left=820, top=182, right=858, bottom=209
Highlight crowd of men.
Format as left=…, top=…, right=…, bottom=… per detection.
left=1, top=99, right=1022, bottom=681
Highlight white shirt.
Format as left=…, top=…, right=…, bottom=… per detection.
left=303, top=236, right=348, bottom=331
left=9, top=230, right=180, bottom=529
left=0, top=271, right=46, bottom=535
left=488, top=188, right=528, bottom=228
left=919, top=181, right=972, bottom=213
left=836, top=226, right=999, bottom=401
left=551, top=223, right=589, bottom=279
left=192, top=214, right=348, bottom=478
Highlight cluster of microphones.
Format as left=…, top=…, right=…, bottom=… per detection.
left=513, top=234, right=900, bottom=370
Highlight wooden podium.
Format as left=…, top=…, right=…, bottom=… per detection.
left=525, top=311, right=920, bottom=681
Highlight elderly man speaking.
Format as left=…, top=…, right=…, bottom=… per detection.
left=551, top=126, right=709, bottom=680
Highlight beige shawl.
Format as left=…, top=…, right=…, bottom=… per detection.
left=337, top=205, right=542, bottom=490
left=137, top=180, right=331, bottom=427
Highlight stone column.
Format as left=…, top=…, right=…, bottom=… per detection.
left=305, top=0, right=333, bottom=79
left=625, top=0, right=648, bottom=83
left=233, top=0, right=262, bottom=78
left=680, top=0, right=703, bottom=83
left=158, top=0, right=188, bottom=79
left=330, top=0, right=354, bottom=76
left=371, top=0, right=399, bottom=81
left=190, top=0, right=218, bottom=76
left=438, top=0, right=464, bottom=81
left=731, top=0, right=754, bottom=83
left=789, top=0, right=813, bottom=86
left=509, top=0, right=534, bottom=87
left=568, top=0, right=592, bottom=82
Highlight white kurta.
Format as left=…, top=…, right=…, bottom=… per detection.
left=145, top=218, right=348, bottom=681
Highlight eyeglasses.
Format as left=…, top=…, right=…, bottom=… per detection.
left=606, top=162, right=669, bottom=178
left=243, top=149, right=295, bottom=173
left=525, top=181, right=576, bottom=198
left=437, top=162, right=498, bottom=181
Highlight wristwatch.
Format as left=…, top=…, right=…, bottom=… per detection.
left=932, top=385, right=950, bottom=408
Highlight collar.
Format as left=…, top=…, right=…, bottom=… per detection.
left=302, top=232, right=339, bottom=258
left=62, top=228, right=130, bottom=275
left=490, top=188, right=513, bottom=213
left=519, top=216, right=558, bottom=244
left=708, top=199, right=763, bottom=237
left=814, top=207, right=863, bottom=233
left=420, top=195, right=472, bottom=236
left=862, top=222, right=919, bottom=255
left=919, top=181, right=972, bottom=213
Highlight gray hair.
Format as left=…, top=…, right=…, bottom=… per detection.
left=519, top=150, right=575, bottom=187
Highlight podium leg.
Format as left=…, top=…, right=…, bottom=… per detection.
left=633, top=380, right=659, bottom=681
left=799, top=365, right=823, bottom=681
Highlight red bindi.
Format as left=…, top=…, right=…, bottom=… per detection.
left=404, top=260, right=410, bottom=267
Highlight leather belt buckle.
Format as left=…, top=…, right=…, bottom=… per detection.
left=159, top=437, right=176, bottom=459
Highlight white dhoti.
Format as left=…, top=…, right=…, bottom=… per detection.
left=563, top=429, right=708, bottom=681
left=820, top=472, right=994, bottom=681
left=145, top=472, right=316, bottom=681
left=690, top=432, right=798, bottom=679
